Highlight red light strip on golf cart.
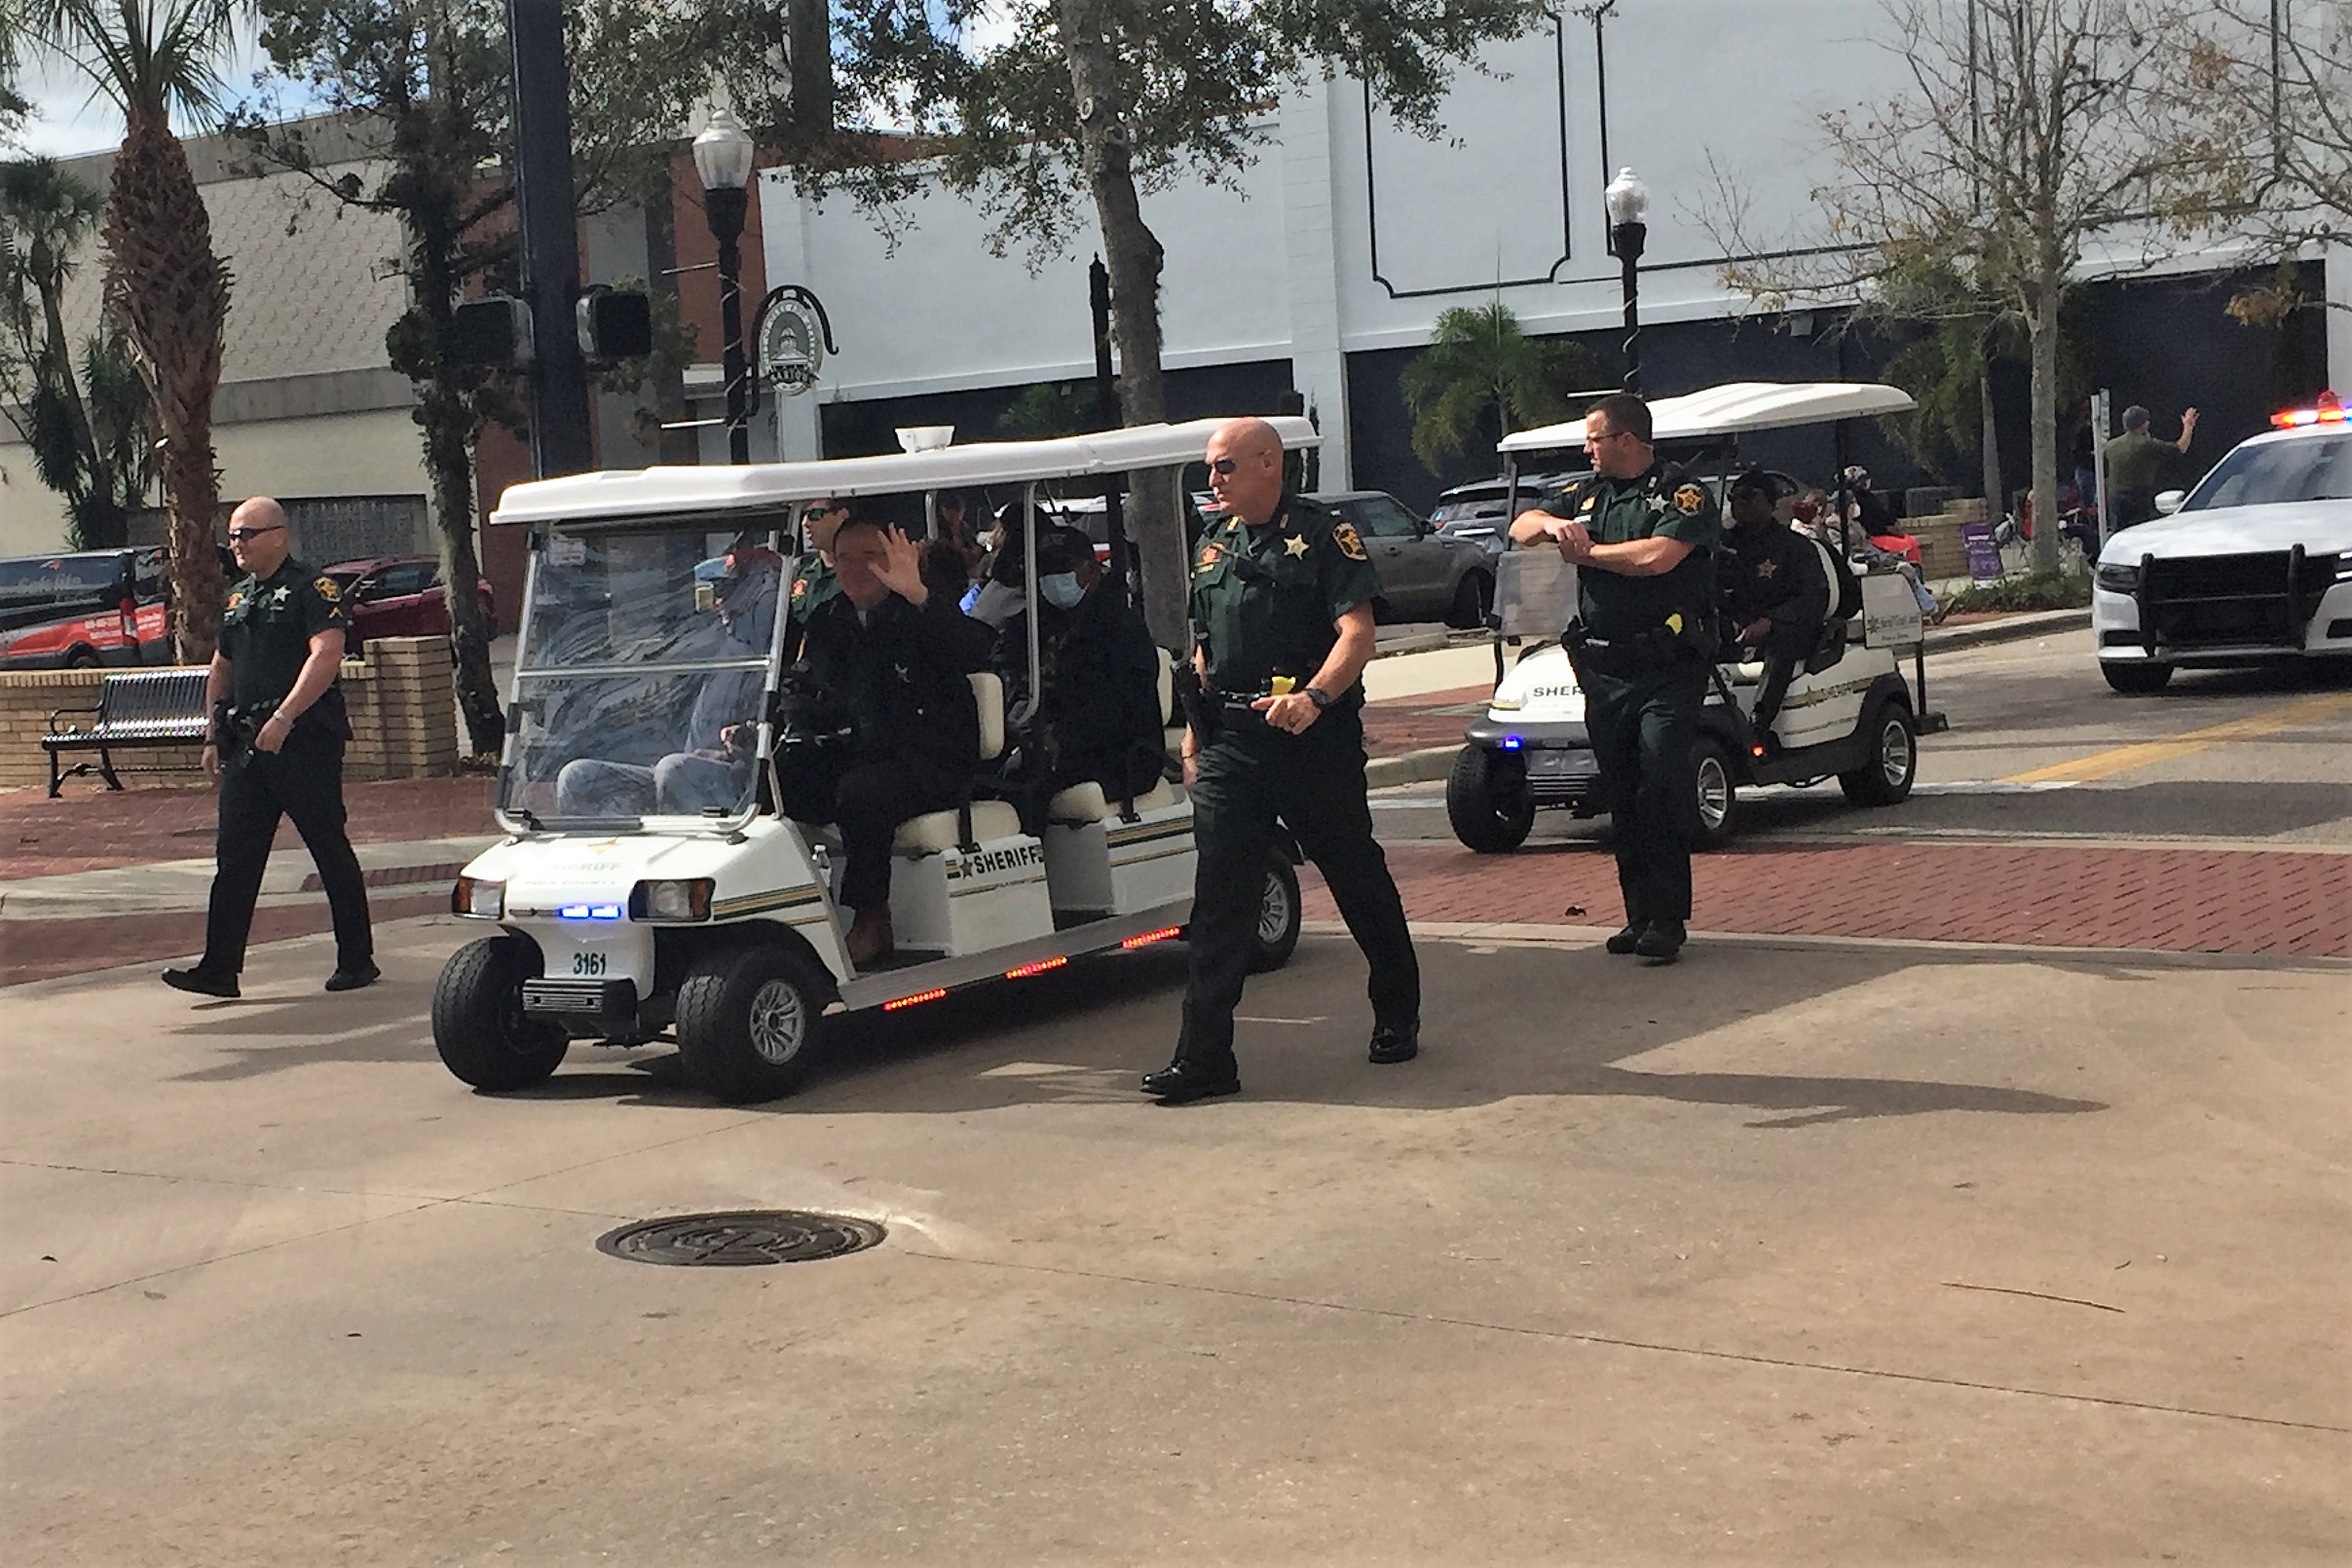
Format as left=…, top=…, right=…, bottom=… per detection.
left=882, top=988, right=948, bottom=1012
left=1003, top=955, right=1069, bottom=981
left=1121, top=926, right=1183, bottom=949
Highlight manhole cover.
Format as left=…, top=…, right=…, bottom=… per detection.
left=596, top=1210, right=885, bottom=1267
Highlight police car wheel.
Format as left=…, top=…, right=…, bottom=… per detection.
left=1249, top=851, right=1303, bottom=973
left=1446, top=745, right=1534, bottom=854
left=676, top=940, right=828, bottom=1102
left=1839, top=699, right=1919, bottom=807
left=1691, top=735, right=1739, bottom=851
left=433, top=935, right=569, bottom=1091
left=2100, top=659, right=2174, bottom=694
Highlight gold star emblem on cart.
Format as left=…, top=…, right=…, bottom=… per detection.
left=1283, top=534, right=1309, bottom=557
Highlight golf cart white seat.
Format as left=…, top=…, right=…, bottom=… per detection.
left=1048, top=777, right=1184, bottom=824
left=891, top=671, right=1019, bottom=852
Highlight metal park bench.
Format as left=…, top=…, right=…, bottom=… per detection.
left=40, top=668, right=211, bottom=798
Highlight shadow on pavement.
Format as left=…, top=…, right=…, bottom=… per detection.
left=465, top=936, right=2108, bottom=1128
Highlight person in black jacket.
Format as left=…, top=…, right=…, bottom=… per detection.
left=782, top=516, right=985, bottom=965
left=1005, top=527, right=1165, bottom=803
left=1718, top=471, right=1828, bottom=748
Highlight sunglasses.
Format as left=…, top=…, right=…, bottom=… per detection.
left=226, top=524, right=284, bottom=542
left=1206, top=458, right=1239, bottom=477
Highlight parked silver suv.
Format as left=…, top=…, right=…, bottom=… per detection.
left=1307, top=490, right=1494, bottom=627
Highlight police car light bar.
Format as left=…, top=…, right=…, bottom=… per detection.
left=2271, top=391, right=2345, bottom=429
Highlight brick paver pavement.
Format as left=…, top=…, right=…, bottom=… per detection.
left=1361, top=684, right=1488, bottom=760
left=1317, top=841, right=2352, bottom=959
left=3, top=775, right=493, bottom=879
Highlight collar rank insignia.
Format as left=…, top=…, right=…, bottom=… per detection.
left=1283, top=534, right=1310, bottom=558
left=1330, top=521, right=1369, bottom=562
left=1672, top=483, right=1707, bottom=516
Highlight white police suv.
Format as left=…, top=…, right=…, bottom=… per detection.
left=2092, top=394, right=2352, bottom=692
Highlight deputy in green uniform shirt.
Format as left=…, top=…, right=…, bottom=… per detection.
left=2102, top=405, right=2197, bottom=530
left=1141, top=418, right=1422, bottom=1104
left=163, top=496, right=375, bottom=999
left=1512, top=392, right=1720, bottom=962
left=784, top=497, right=846, bottom=657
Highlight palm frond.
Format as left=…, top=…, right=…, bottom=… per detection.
left=27, top=0, right=243, bottom=126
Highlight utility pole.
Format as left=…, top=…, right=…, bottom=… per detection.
left=507, top=0, right=593, bottom=477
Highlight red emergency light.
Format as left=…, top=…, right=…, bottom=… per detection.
left=2271, top=391, right=2345, bottom=429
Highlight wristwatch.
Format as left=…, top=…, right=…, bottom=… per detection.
left=1304, top=686, right=1333, bottom=710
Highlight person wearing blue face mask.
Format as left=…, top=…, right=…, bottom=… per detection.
left=999, top=526, right=1165, bottom=804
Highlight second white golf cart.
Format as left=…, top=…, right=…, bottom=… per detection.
left=1446, top=382, right=1949, bottom=852
left=433, top=420, right=1316, bottom=1101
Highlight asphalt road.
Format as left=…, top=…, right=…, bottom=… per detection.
left=1373, top=631, right=2352, bottom=850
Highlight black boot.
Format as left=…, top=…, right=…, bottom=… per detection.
left=1140, top=1058, right=1242, bottom=1103
left=1605, top=922, right=1645, bottom=955
left=162, top=965, right=239, bottom=999
left=1368, top=1024, right=1419, bottom=1064
left=1634, top=920, right=1688, bottom=961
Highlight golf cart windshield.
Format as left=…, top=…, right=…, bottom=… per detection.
left=498, top=524, right=785, bottom=831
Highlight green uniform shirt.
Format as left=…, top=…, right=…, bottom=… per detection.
left=785, top=551, right=840, bottom=655
left=1542, top=466, right=1722, bottom=644
left=220, top=556, right=349, bottom=734
left=2102, top=429, right=2176, bottom=494
left=1189, top=493, right=1379, bottom=700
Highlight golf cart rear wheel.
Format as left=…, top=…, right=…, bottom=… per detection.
left=433, top=935, right=569, bottom=1091
left=1250, top=851, right=1303, bottom=972
left=676, top=940, right=829, bottom=1102
left=1691, top=734, right=1738, bottom=851
left=2101, top=659, right=2174, bottom=693
left=1840, top=699, right=1919, bottom=806
left=1446, top=745, right=1535, bottom=854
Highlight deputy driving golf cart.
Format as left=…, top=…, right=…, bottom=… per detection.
left=1446, top=382, right=1948, bottom=853
left=432, top=420, right=1316, bottom=1101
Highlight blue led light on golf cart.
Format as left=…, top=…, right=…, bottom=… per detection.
left=558, top=903, right=623, bottom=920
left=1500, top=735, right=1523, bottom=749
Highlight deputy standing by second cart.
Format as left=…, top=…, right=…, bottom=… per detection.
left=163, top=496, right=376, bottom=999
left=1511, top=392, right=1720, bottom=963
left=1142, top=417, right=1421, bottom=1105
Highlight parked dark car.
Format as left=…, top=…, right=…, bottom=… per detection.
left=1305, top=490, right=1492, bottom=627
left=1429, top=471, right=1589, bottom=561
left=322, top=555, right=497, bottom=648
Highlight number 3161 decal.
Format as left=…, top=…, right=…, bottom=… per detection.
left=571, top=952, right=608, bottom=977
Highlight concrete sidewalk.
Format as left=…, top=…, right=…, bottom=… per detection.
left=3, top=916, right=2343, bottom=1563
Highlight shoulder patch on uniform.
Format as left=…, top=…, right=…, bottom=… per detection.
left=313, top=576, right=342, bottom=603
left=226, top=590, right=243, bottom=611
left=1673, top=484, right=1706, bottom=516
left=1196, top=542, right=1223, bottom=572
left=1330, top=521, right=1368, bottom=562
left=791, top=578, right=809, bottom=599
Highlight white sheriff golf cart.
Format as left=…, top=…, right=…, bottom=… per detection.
left=1447, top=382, right=1948, bottom=852
left=2092, top=393, right=2352, bottom=692
left=434, top=420, right=1316, bottom=1101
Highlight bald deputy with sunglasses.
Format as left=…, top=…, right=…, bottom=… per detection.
left=163, top=496, right=375, bottom=1000
left=1140, top=417, right=1422, bottom=1105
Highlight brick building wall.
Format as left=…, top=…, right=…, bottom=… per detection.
left=0, top=637, right=460, bottom=792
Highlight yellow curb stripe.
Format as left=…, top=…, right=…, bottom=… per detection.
left=2001, top=691, right=2352, bottom=784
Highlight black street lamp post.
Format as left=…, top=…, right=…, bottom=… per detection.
left=693, top=107, right=758, bottom=465
left=1605, top=166, right=1651, bottom=396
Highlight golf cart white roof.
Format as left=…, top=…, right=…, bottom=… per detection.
left=491, top=416, right=1322, bottom=528
left=1498, top=382, right=1918, bottom=454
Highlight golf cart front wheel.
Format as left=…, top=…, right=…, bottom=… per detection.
left=1691, top=734, right=1739, bottom=850
left=676, top=940, right=830, bottom=1102
left=433, top=935, right=569, bottom=1091
left=1839, top=699, right=1919, bottom=806
left=1446, top=745, right=1535, bottom=853
left=1250, top=851, right=1303, bottom=972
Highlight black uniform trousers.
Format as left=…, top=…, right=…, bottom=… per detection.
left=1177, top=706, right=1419, bottom=1068
left=203, top=731, right=373, bottom=973
left=778, top=748, right=969, bottom=913
left=1579, top=652, right=1709, bottom=926
left=1747, top=618, right=1822, bottom=736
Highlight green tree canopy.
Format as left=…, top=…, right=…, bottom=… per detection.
left=1399, top=301, right=1594, bottom=473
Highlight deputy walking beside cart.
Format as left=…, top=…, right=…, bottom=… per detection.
left=163, top=497, right=375, bottom=999
left=1144, top=417, right=1421, bottom=1105
left=1511, top=392, right=1719, bottom=963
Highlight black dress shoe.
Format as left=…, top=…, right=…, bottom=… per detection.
left=324, top=962, right=381, bottom=993
left=1368, top=1025, right=1419, bottom=1064
left=162, top=966, right=240, bottom=999
left=1605, top=922, right=1646, bottom=955
left=1634, top=920, right=1688, bottom=961
left=1140, top=1059, right=1241, bottom=1103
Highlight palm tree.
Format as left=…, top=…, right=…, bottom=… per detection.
left=30, top=1, right=240, bottom=659
left=1, top=156, right=152, bottom=547
left=1399, top=302, right=1596, bottom=474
